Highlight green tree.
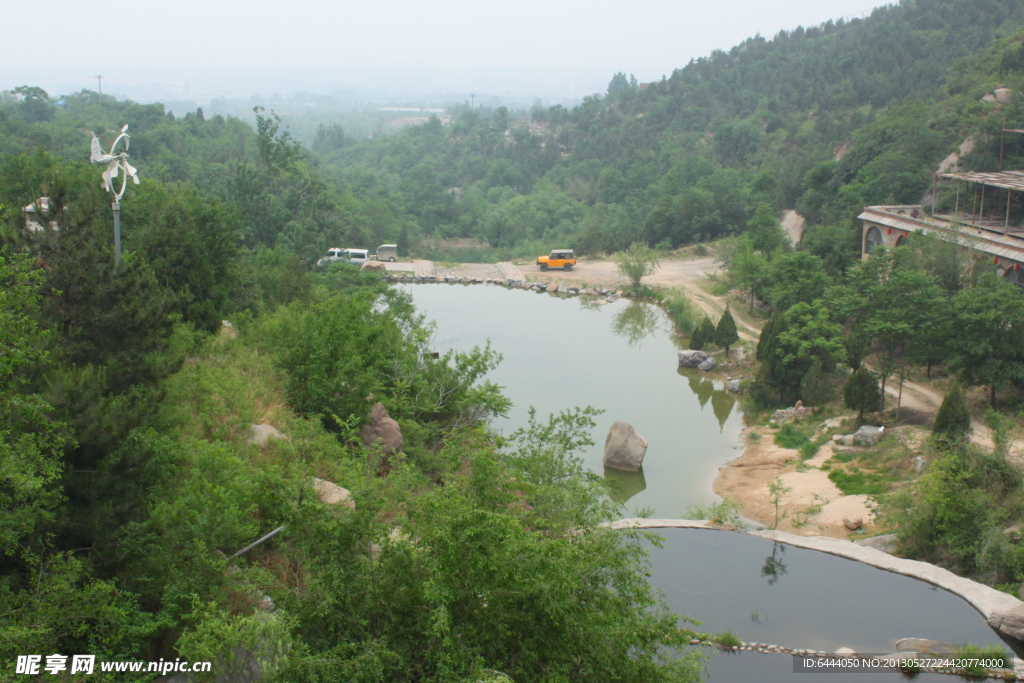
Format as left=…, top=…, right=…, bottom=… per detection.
left=800, top=359, right=835, bottom=409
left=715, top=306, right=740, bottom=355
left=614, top=242, right=660, bottom=288
left=933, top=382, right=972, bottom=442
left=948, top=272, right=1024, bottom=407
left=844, top=367, right=880, bottom=421
left=691, top=315, right=716, bottom=350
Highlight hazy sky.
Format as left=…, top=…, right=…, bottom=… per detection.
left=2, top=0, right=885, bottom=101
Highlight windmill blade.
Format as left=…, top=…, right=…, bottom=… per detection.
left=123, top=160, right=140, bottom=184
left=89, top=134, right=112, bottom=163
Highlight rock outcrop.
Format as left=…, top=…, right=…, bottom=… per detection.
left=603, top=422, right=648, bottom=472
left=853, top=425, right=884, bottom=446
left=677, top=350, right=709, bottom=367
left=247, top=424, right=288, bottom=446
left=360, top=403, right=403, bottom=474
left=312, top=478, right=355, bottom=509
left=697, top=357, right=717, bottom=372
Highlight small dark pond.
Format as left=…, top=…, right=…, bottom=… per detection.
left=646, top=528, right=1012, bottom=681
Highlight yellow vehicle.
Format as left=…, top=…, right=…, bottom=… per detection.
left=537, top=249, right=576, bottom=272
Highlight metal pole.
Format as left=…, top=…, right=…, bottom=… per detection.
left=1007, top=188, right=1012, bottom=231
left=230, top=525, right=286, bottom=559
left=112, top=201, right=121, bottom=268
left=955, top=179, right=960, bottom=217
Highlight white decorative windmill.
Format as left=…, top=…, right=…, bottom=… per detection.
left=89, top=125, right=140, bottom=266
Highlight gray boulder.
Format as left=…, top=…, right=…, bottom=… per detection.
left=697, top=357, right=717, bottom=372
left=603, top=422, right=648, bottom=472
left=838, top=434, right=855, bottom=446
left=853, top=425, right=884, bottom=446
left=361, top=260, right=387, bottom=272
left=727, top=378, right=742, bottom=393
left=843, top=516, right=863, bottom=531
left=678, top=350, right=709, bottom=367
left=247, top=424, right=288, bottom=446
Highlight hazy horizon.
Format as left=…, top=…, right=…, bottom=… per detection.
left=3, top=0, right=884, bottom=111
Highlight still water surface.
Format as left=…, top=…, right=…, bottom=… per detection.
left=403, top=282, right=1013, bottom=680
left=400, top=283, right=743, bottom=518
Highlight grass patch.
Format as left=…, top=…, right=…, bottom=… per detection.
left=774, top=422, right=811, bottom=449
left=828, top=468, right=890, bottom=496
left=662, top=289, right=698, bottom=334
left=684, top=499, right=743, bottom=527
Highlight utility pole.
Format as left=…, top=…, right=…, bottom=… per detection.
left=469, top=93, right=476, bottom=109
left=95, top=75, right=103, bottom=95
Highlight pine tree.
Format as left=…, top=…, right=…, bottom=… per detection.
left=800, top=359, right=834, bottom=410
left=715, top=306, right=739, bottom=356
left=844, top=368, right=880, bottom=422
left=691, top=316, right=716, bottom=350
left=933, top=382, right=971, bottom=442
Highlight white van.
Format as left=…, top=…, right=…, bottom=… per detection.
left=317, top=247, right=369, bottom=267
left=375, top=244, right=398, bottom=262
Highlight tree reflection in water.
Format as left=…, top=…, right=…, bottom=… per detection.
left=610, top=302, right=659, bottom=347
left=761, top=542, right=788, bottom=586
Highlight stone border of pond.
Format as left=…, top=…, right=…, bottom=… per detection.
left=611, top=519, right=1024, bottom=679
left=610, top=519, right=1023, bottom=624
left=384, top=272, right=628, bottom=299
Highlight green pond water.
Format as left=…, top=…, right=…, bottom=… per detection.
left=401, top=282, right=1015, bottom=681
left=400, top=282, right=743, bottom=518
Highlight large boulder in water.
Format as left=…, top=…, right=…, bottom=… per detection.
left=698, top=357, right=717, bottom=372
left=678, top=350, right=709, bottom=367
left=603, top=422, right=648, bottom=472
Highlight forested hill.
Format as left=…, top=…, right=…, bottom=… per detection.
left=5, top=0, right=1024, bottom=267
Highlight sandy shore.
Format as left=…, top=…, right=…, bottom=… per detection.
left=713, top=423, right=876, bottom=538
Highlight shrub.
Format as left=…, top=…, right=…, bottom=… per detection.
left=933, top=382, right=971, bottom=442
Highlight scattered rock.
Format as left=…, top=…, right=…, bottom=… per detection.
left=770, top=401, right=810, bottom=425
left=995, top=87, right=1014, bottom=105
left=603, top=422, right=648, bottom=472
left=817, top=417, right=845, bottom=432
left=678, top=350, right=709, bottom=367
left=361, top=260, right=387, bottom=272
left=247, top=424, right=288, bottom=446
left=843, top=516, right=863, bottom=531
left=548, top=282, right=559, bottom=294
left=982, top=92, right=998, bottom=103
left=853, top=425, right=884, bottom=446
left=727, top=378, right=742, bottom=393
left=697, top=357, right=717, bottom=372
left=311, top=478, right=355, bottom=509
left=831, top=434, right=842, bottom=443
left=839, top=434, right=855, bottom=446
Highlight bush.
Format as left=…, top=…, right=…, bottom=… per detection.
left=663, top=292, right=698, bottom=334
left=844, top=367, right=879, bottom=420
left=774, top=422, right=810, bottom=449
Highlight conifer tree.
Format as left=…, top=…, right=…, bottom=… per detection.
left=691, top=315, right=715, bottom=350
left=715, top=306, right=739, bottom=356
left=933, top=382, right=971, bottom=442
left=844, top=367, right=880, bottom=422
